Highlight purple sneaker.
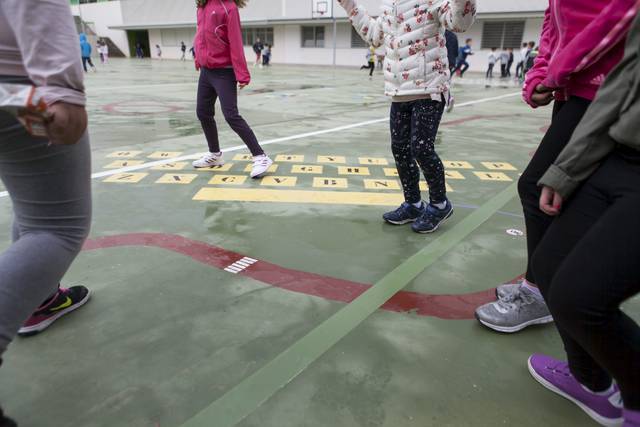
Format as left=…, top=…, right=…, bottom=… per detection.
left=528, top=354, right=623, bottom=426
left=624, top=409, right=640, bottom=427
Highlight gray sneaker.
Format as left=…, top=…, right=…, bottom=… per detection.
left=475, top=286, right=553, bottom=333
left=496, top=279, right=525, bottom=300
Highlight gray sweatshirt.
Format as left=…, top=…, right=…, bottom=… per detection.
left=0, top=0, right=85, bottom=106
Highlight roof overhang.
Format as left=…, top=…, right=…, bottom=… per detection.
left=110, top=11, right=544, bottom=31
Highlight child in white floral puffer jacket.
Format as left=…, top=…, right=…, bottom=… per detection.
left=339, top=0, right=476, bottom=233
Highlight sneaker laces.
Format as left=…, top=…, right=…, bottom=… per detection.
left=253, top=156, right=268, bottom=166
left=495, top=288, right=535, bottom=311
left=545, top=362, right=572, bottom=377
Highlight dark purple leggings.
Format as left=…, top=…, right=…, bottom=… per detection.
left=196, top=67, right=263, bottom=156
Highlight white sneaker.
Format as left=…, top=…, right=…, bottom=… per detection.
left=250, top=154, right=273, bottom=178
left=193, top=152, right=224, bottom=168
left=446, top=94, right=455, bottom=113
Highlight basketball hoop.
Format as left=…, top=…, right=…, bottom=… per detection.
left=312, top=0, right=329, bottom=19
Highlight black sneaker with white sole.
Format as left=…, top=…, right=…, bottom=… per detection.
left=383, top=202, right=426, bottom=225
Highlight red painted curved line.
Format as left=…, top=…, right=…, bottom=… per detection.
left=102, top=101, right=182, bottom=116
left=82, top=233, right=500, bottom=320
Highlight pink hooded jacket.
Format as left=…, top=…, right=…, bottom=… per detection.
left=523, top=0, right=639, bottom=107
left=194, top=0, right=251, bottom=84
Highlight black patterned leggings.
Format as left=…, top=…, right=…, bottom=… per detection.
left=390, top=99, right=447, bottom=205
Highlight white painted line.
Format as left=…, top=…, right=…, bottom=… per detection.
left=0, top=92, right=520, bottom=200
left=223, top=257, right=258, bottom=274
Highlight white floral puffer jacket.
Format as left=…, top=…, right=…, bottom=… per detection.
left=339, top=0, right=476, bottom=99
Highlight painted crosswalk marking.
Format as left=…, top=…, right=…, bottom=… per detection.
left=224, top=257, right=258, bottom=274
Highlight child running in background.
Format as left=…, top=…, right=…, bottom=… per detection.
left=338, top=0, right=476, bottom=233
left=155, top=44, right=162, bottom=60
left=360, top=46, right=376, bottom=78
left=453, top=38, right=473, bottom=77
left=529, top=13, right=640, bottom=425
left=475, top=0, right=639, bottom=334
left=79, top=34, right=96, bottom=72
left=486, top=48, right=498, bottom=79
left=192, top=0, right=273, bottom=178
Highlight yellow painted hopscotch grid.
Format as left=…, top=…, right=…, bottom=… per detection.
left=101, top=151, right=520, bottom=205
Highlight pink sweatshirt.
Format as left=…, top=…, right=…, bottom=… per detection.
left=194, top=0, right=251, bottom=85
left=0, top=0, right=85, bottom=106
left=523, top=0, right=639, bottom=107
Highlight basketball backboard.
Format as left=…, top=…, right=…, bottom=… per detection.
left=311, top=0, right=331, bottom=19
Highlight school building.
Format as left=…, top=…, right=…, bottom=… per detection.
left=70, top=0, right=547, bottom=71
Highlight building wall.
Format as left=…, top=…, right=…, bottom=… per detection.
left=147, top=16, right=545, bottom=72
left=71, top=1, right=129, bottom=56
left=104, top=0, right=546, bottom=70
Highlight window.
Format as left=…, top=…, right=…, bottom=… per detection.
left=481, top=21, right=525, bottom=49
left=351, top=27, right=367, bottom=48
left=302, top=26, right=325, bottom=48
left=241, top=27, right=274, bottom=46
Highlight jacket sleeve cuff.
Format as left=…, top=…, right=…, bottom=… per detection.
left=40, top=86, right=86, bottom=107
left=538, top=164, right=580, bottom=199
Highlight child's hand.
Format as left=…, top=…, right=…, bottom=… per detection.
left=238, top=82, right=248, bottom=89
left=45, top=102, right=88, bottom=145
left=531, top=83, right=554, bottom=107
left=539, top=185, right=563, bottom=216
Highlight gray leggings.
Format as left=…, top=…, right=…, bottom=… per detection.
left=0, top=112, right=92, bottom=355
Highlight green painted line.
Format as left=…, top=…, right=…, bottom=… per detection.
left=181, top=182, right=518, bottom=427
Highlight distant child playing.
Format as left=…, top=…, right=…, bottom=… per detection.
left=338, top=0, right=476, bottom=233
left=487, top=48, right=498, bottom=79
left=360, top=46, right=376, bottom=77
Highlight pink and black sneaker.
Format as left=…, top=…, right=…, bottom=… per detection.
left=528, top=354, right=623, bottom=426
left=18, top=286, right=91, bottom=337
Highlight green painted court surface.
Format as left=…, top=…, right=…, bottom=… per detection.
left=1, top=60, right=638, bottom=427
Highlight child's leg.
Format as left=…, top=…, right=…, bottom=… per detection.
left=390, top=102, right=421, bottom=204
left=195, top=69, right=221, bottom=153
left=532, top=152, right=640, bottom=405
left=0, top=114, right=92, bottom=355
left=212, top=70, right=264, bottom=156
left=409, top=99, right=447, bottom=205
left=460, top=61, right=469, bottom=76
left=519, top=97, right=591, bottom=284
